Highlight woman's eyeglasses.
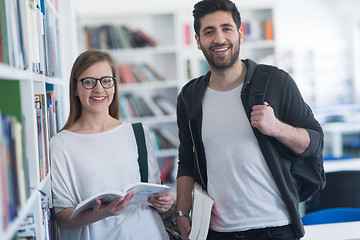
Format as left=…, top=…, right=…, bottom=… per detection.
left=77, top=76, right=116, bottom=90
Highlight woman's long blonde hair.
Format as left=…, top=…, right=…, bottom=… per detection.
left=61, top=49, right=120, bottom=131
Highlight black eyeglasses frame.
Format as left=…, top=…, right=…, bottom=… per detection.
left=76, top=76, right=116, bottom=90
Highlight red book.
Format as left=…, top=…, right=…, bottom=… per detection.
left=184, top=23, right=191, bottom=46
left=160, top=158, right=173, bottom=183
left=118, top=64, right=136, bottom=84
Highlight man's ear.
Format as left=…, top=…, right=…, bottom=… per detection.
left=195, top=34, right=201, bottom=50
left=239, top=25, right=244, bottom=43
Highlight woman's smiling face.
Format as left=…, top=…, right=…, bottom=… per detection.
left=76, top=61, right=115, bottom=116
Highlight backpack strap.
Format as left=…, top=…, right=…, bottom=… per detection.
left=248, top=64, right=277, bottom=108
left=132, top=122, right=148, bottom=183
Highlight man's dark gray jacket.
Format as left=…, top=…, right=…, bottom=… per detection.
left=176, top=58, right=324, bottom=238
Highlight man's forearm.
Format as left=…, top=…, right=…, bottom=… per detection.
left=176, top=175, right=194, bottom=214
left=275, top=122, right=310, bottom=155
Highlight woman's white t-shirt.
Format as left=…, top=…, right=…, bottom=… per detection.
left=50, top=122, right=169, bottom=240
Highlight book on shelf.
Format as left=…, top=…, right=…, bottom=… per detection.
left=13, top=118, right=27, bottom=208
left=0, top=0, right=7, bottom=63
left=84, top=25, right=158, bottom=49
left=184, top=23, right=191, bottom=46
left=0, top=0, right=27, bottom=69
left=17, top=215, right=36, bottom=240
left=142, top=95, right=166, bottom=116
left=34, top=94, right=49, bottom=180
left=46, top=84, right=58, bottom=138
left=0, top=81, right=30, bottom=229
left=107, top=25, right=122, bottom=49
left=264, top=19, right=273, bottom=40
left=0, top=113, right=4, bottom=231
left=157, top=157, right=174, bottom=183
left=70, top=182, right=171, bottom=219
left=135, top=29, right=158, bottom=47
left=241, top=19, right=274, bottom=42
left=151, top=128, right=178, bottom=150
left=129, top=64, right=148, bottom=83
left=119, top=94, right=175, bottom=119
left=199, top=59, right=209, bottom=76
left=136, top=95, right=154, bottom=117
left=21, top=116, right=30, bottom=199
left=145, top=63, right=165, bottom=81
left=186, top=59, right=192, bottom=79
left=189, top=182, right=214, bottom=240
left=138, top=63, right=165, bottom=82
left=127, top=94, right=146, bottom=117
left=153, top=96, right=176, bottom=115
left=118, top=25, right=133, bottom=48
left=119, top=64, right=136, bottom=84
left=118, top=63, right=166, bottom=84
left=0, top=113, right=28, bottom=228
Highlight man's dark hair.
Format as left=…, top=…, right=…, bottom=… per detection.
left=193, top=0, right=241, bottom=36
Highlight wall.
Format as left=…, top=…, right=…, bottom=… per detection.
left=75, top=0, right=274, bottom=15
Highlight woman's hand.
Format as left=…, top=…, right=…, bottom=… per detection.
left=148, top=192, right=175, bottom=212
left=93, top=192, right=134, bottom=218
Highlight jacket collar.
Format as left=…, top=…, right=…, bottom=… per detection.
left=179, top=59, right=258, bottom=118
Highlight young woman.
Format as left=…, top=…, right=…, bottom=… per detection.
left=50, top=49, right=174, bottom=239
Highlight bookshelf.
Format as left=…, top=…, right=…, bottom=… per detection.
left=76, top=6, right=276, bottom=184
left=77, top=11, right=183, bottom=184
left=0, top=0, right=76, bottom=239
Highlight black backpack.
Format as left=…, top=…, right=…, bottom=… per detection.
left=248, top=64, right=326, bottom=202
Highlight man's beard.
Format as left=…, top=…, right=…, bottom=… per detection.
left=200, top=37, right=241, bottom=70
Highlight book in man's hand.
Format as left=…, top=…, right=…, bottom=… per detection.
left=70, top=182, right=170, bottom=219
left=189, top=182, right=214, bottom=240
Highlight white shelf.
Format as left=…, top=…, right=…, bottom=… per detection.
left=0, top=64, right=32, bottom=81
left=0, top=0, right=76, bottom=239
left=155, top=149, right=178, bottom=158
left=108, top=45, right=178, bottom=56
left=123, top=114, right=177, bottom=125
left=243, top=40, right=275, bottom=49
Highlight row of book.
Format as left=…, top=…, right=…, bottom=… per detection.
left=31, top=87, right=62, bottom=239
left=14, top=198, right=60, bottom=239
left=84, top=24, right=158, bottom=50
left=242, top=19, right=274, bottom=42
left=34, top=93, right=49, bottom=182
left=0, top=112, right=30, bottom=233
left=118, top=63, right=165, bottom=84
left=0, top=0, right=61, bottom=76
left=119, top=94, right=176, bottom=119
left=185, top=58, right=209, bottom=80
left=34, top=86, right=60, bottom=182
left=28, top=0, right=62, bottom=77
left=149, top=128, right=179, bottom=151
left=0, top=0, right=27, bottom=70
left=16, top=215, right=36, bottom=239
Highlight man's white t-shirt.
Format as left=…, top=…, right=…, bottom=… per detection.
left=202, top=85, right=290, bottom=232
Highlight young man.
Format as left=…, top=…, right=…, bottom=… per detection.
left=175, top=0, right=324, bottom=239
